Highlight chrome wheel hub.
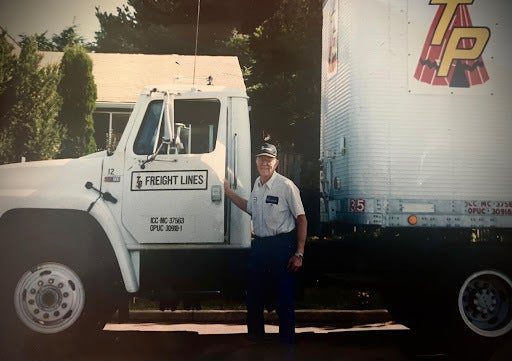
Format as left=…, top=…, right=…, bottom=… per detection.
left=459, top=270, right=512, bottom=337
left=14, top=262, right=85, bottom=334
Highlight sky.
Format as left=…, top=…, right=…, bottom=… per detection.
left=0, top=0, right=128, bottom=43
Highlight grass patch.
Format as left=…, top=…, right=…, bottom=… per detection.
left=129, top=286, right=384, bottom=310
left=297, top=286, right=384, bottom=309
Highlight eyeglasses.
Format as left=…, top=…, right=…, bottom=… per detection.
left=256, top=156, right=276, bottom=164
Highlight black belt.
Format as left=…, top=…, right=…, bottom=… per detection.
left=254, top=229, right=296, bottom=241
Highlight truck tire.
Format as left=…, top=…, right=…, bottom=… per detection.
left=381, top=242, right=512, bottom=359
left=13, top=261, right=88, bottom=335
left=458, top=269, right=512, bottom=338
left=0, top=211, right=122, bottom=356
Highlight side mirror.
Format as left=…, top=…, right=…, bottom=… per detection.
left=163, top=92, right=175, bottom=143
left=140, top=137, right=171, bottom=169
left=174, top=123, right=191, bottom=154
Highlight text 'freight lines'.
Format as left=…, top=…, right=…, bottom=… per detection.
left=131, top=170, right=208, bottom=191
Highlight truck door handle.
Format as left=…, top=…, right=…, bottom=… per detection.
left=85, top=181, right=118, bottom=204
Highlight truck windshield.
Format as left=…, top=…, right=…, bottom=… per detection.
left=133, top=98, right=221, bottom=155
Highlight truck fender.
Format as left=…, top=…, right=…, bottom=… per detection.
left=88, top=199, right=139, bottom=292
left=0, top=206, right=138, bottom=293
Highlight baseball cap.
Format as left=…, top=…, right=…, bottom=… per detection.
left=256, top=143, right=277, bottom=158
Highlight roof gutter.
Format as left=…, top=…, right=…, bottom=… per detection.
left=95, top=102, right=135, bottom=110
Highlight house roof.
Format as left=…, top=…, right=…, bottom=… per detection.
left=41, top=52, right=245, bottom=107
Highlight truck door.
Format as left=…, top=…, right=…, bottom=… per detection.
left=121, top=94, right=226, bottom=244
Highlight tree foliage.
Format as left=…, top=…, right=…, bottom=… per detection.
left=223, top=29, right=253, bottom=80
left=51, top=26, right=88, bottom=50
left=0, top=34, right=63, bottom=163
left=248, top=0, right=322, bottom=166
left=0, top=31, right=17, bottom=161
left=20, top=31, right=56, bottom=51
left=94, top=0, right=278, bottom=54
left=0, top=31, right=16, bottom=101
left=126, top=0, right=278, bottom=30
left=20, top=25, right=91, bottom=52
left=94, top=5, right=140, bottom=53
left=57, top=45, right=97, bottom=158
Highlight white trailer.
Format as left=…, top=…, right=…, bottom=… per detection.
left=321, top=0, right=512, bottom=345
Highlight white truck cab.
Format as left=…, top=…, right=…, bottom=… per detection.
left=0, top=84, right=252, bottom=341
left=114, top=85, right=250, bottom=246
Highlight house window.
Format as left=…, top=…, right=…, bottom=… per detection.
left=93, top=110, right=131, bottom=152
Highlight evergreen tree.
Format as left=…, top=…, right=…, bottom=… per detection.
left=19, top=31, right=56, bottom=51
left=94, top=0, right=278, bottom=54
left=51, top=26, right=86, bottom=50
left=0, top=36, right=63, bottom=163
left=0, top=31, right=17, bottom=123
left=94, top=5, right=140, bottom=53
left=248, top=0, right=321, bottom=160
left=20, top=26, right=91, bottom=51
left=0, top=31, right=17, bottom=161
left=223, top=29, right=253, bottom=80
left=57, top=45, right=97, bottom=158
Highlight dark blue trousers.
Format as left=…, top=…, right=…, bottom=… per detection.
left=246, top=231, right=297, bottom=344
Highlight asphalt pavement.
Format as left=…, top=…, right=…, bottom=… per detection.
left=3, top=309, right=511, bottom=361
left=107, top=309, right=512, bottom=361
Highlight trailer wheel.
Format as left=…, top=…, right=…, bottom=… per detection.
left=458, top=270, right=512, bottom=338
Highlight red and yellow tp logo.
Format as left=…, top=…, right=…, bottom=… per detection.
left=415, top=0, right=490, bottom=87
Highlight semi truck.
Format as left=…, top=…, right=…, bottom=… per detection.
left=319, top=0, right=512, bottom=345
left=0, top=0, right=510, bottom=356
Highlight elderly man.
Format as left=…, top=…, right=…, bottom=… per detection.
left=224, top=143, right=307, bottom=344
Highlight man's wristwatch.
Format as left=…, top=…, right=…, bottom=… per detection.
left=294, top=252, right=304, bottom=259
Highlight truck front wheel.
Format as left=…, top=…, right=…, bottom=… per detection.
left=14, top=262, right=87, bottom=335
left=0, top=211, right=123, bottom=356
left=3, top=245, right=119, bottom=342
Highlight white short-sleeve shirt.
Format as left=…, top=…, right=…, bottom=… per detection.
left=247, top=172, right=305, bottom=237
